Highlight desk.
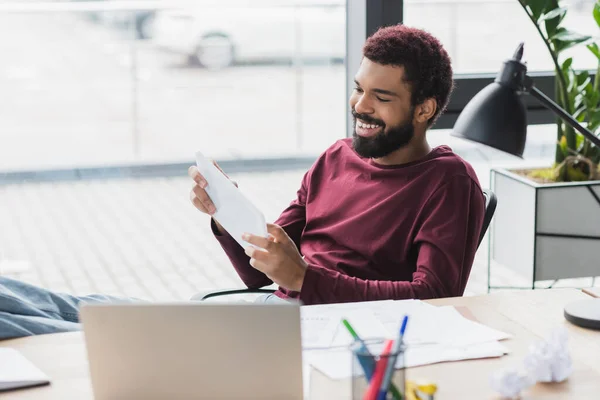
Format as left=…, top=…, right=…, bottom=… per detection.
left=582, top=287, right=600, bottom=298
left=2, top=288, right=599, bottom=399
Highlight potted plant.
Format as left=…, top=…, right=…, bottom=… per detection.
left=488, top=0, right=600, bottom=289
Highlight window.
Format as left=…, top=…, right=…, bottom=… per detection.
left=404, top=0, right=598, bottom=74
left=0, top=0, right=348, bottom=171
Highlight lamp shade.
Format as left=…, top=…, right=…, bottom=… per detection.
left=451, top=81, right=527, bottom=158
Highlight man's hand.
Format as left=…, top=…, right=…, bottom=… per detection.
left=242, top=224, right=307, bottom=292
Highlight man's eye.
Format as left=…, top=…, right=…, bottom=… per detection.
left=376, top=97, right=390, bottom=103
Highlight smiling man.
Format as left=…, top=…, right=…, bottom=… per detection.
left=190, top=25, right=486, bottom=305
left=0, top=25, right=485, bottom=341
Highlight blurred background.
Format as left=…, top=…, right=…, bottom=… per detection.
left=0, top=0, right=596, bottom=170
left=0, top=0, right=598, bottom=301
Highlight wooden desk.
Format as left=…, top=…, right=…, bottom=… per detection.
left=2, top=289, right=599, bottom=399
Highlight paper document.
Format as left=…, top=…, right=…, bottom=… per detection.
left=305, top=341, right=509, bottom=380
left=301, top=302, right=394, bottom=349
left=300, top=298, right=512, bottom=380
left=0, top=348, right=50, bottom=392
left=195, top=151, right=268, bottom=248
left=301, top=312, right=341, bottom=349
left=300, top=299, right=511, bottom=349
left=433, top=306, right=511, bottom=345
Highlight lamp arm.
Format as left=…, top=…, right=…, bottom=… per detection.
left=525, top=82, right=600, bottom=148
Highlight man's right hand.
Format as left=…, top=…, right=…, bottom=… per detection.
left=188, top=162, right=237, bottom=235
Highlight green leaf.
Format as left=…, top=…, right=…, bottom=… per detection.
left=544, top=8, right=567, bottom=32
left=523, top=0, right=551, bottom=20
left=550, top=30, right=591, bottom=42
left=594, top=0, right=600, bottom=28
left=576, top=71, right=591, bottom=88
left=554, top=37, right=593, bottom=53
left=588, top=43, right=600, bottom=60
left=576, top=132, right=585, bottom=152
left=561, top=57, right=573, bottom=71
left=540, top=6, right=567, bottom=21
left=541, top=7, right=567, bottom=35
left=573, top=106, right=586, bottom=122
left=589, top=108, right=600, bottom=126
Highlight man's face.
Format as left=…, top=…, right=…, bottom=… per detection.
left=349, top=58, right=416, bottom=159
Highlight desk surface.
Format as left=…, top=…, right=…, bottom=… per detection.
left=582, top=287, right=600, bottom=298
left=2, top=288, right=599, bottom=399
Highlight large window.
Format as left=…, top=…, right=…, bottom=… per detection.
left=0, top=0, right=347, bottom=172
left=404, top=0, right=598, bottom=74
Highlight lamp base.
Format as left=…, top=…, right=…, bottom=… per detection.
left=563, top=298, right=600, bottom=330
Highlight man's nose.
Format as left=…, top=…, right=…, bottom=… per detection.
left=354, top=95, right=374, bottom=115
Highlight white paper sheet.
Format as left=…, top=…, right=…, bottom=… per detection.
left=301, top=307, right=388, bottom=349
left=195, top=151, right=268, bottom=248
left=301, top=311, right=342, bottom=349
left=300, top=298, right=512, bottom=381
left=300, top=299, right=512, bottom=350
left=305, top=341, right=509, bottom=380
left=0, top=348, right=50, bottom=391
left=433, top=306, right=512, bottom=345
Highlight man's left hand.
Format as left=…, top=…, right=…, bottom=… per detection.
left=242, top=224, right=307, bottom=292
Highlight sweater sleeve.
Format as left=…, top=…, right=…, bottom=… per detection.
left=212, top=172, right=310, bottom=289
left=298, top=175, right=485, bottom=304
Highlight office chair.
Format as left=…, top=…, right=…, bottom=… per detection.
left=478, top=189, right=497, bottom=247
left=192, top=188, right=498, bottom=301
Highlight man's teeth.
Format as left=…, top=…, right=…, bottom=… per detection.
left=358, top=121, right=381, bottom=129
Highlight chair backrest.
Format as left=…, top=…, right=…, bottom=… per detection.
left=477, top=189, right=497, bottom=248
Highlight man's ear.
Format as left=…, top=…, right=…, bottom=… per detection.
left=415, top=98, right=437, bottom=123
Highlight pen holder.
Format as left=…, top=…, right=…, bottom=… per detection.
left=350, top=339, right=406, bottom=400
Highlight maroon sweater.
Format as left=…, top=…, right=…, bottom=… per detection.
left=212, top=139, right=485, bottom=305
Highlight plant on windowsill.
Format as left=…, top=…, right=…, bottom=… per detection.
left=517, top=0, right=600, bottom=183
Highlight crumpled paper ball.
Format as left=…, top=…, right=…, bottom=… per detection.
left=523, top=327, right=572, bottom=383
left=489, top=368, right=534, bottom=399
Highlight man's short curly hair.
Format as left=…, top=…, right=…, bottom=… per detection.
left=363, top=25, right=454, bottom=126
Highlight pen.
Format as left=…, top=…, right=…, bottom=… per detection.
left=376, top=315, right=409, bottom=400
left=342, top=319, right=375, bottom=378
left=364, top=339, right=394, bottom=400
left=341, top=319, right=402, bottom=400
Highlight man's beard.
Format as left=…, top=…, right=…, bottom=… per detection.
left=351, top=109, right=415, bottom=159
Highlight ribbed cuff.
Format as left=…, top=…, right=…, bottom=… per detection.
left=210, top=218, right=224, bottom=236
left=299, top=265, right=321, bottom=305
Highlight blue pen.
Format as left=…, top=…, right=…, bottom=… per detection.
left=376, top=315, right=409, bottom=400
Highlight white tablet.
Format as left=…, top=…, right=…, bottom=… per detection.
left=195, top=151, right=268, bottom=248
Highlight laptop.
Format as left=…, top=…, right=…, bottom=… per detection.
left=79, top=302, right=304, bottom=400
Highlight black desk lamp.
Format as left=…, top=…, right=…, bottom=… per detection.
left=450, top=43, right=600, bottom=330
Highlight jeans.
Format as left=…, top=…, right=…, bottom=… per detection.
left=0, top=277, right=288, bottom=341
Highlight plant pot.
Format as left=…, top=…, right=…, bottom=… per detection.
left=489, top=167, right=600, bottom=289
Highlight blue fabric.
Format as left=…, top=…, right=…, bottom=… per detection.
left=0, top=277, right=293, bottom=340
left=0, top=277, right=144, bottom=340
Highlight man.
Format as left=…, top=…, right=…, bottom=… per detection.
left=0, top=25, right=483, bottom=340
left=189, top=24, right=484, bottom=305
